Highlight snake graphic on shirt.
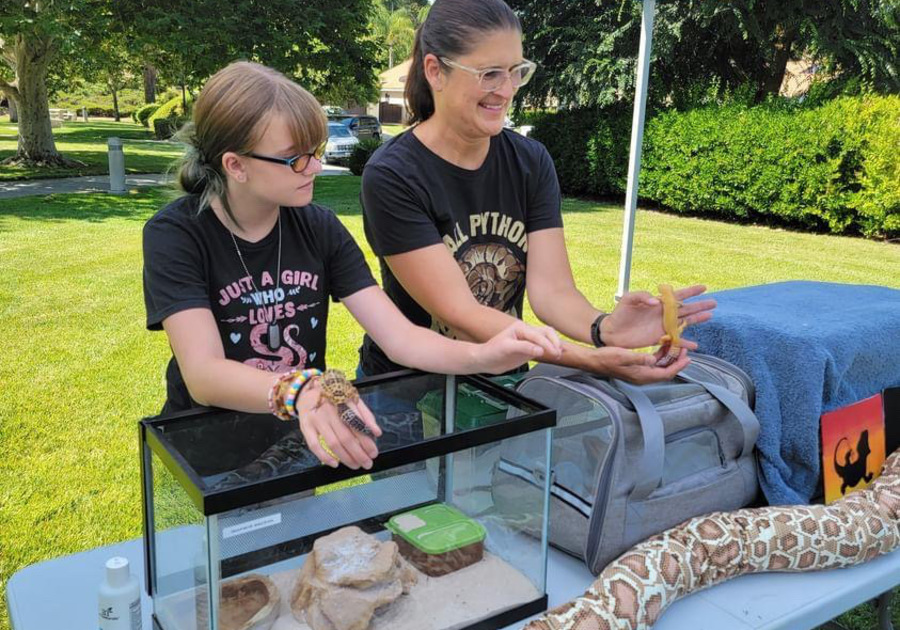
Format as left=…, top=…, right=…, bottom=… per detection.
left=433, top=242, right=525, bottom=338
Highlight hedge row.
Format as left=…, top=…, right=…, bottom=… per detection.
left=529, top=103, right=631, bottom=199
left=530, top=95, right=899, bottom=238
left=133, top=103, right=161, bottom=127
left=148, top=93, right=193, bottom=140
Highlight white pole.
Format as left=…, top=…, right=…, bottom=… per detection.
left=616, top=0, right=656, bottom=299
left=107, top=137, right=126, bottom=194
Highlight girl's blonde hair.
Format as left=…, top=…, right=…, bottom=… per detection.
left=176, top=61, right=327, bottom=227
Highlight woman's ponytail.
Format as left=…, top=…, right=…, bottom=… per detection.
left=405, top=27, right=434, bottom=125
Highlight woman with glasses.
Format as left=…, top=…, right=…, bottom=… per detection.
left=142, top=61, right=562, bottom=470
left=359, top=0, right=715, bottom=383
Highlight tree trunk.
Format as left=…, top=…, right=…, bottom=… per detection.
left=757, top=25, right=798, bottom=100
left=2, top=33, right=78, bottom=167
left=112, top=84, right=120, bottom=121
left=181, top=79, right=187, bottom=111
left=143, top=64, right=157, bottom=104
left=2, top=90, right=17, bottom=122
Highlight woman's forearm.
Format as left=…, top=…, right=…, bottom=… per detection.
left=182, top=358, right=280, bottom=413
left=530, top=285, right=602, bottom=346
left=381, top=322, right=482, bottom=374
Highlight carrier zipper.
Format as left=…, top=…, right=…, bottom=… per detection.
left=558, top=375, right=625, bottom=568
left=518, top=375, right=622, bottom=558
left=665, top=426, right=726, bottom=468
left=495, top=459, right=594, bottom=518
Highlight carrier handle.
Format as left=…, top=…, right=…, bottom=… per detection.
left=676, top=373, right=760, bottom=457
left=610, top=379, right=666, bottom=501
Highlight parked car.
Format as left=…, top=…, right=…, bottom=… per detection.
left=321, top=105, right=348, bottom=116
left=323, top=122, right=359, bottom=164
left=327, top=114, right=382, bottom=141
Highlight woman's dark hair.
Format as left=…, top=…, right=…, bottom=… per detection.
left=405, top=0, right=521, bottom=124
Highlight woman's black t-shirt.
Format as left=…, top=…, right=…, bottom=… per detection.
left=143, top=195, right=376, bottom=412
left=359, top=128, right=563, bottom=375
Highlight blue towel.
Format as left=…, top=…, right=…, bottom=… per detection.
left=683, top=281, right=900, bottom=505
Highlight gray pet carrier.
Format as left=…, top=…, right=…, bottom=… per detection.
left=491, top=354, right=760, bottom=574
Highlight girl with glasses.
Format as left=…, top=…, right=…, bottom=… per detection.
left=359, top=0, right=716, bottom=383
left=142, top=61, right=561, bottom=470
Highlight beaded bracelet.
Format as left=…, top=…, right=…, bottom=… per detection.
left=268, top=370, right=300, bottom=421
left=283, top=369, right=323, bottom=419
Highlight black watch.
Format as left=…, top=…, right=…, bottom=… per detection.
left=590, top=313, right=609, bottom=347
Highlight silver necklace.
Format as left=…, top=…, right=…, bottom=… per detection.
left=227, top=212, right=283, bottom=351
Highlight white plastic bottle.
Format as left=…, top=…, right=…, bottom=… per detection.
left=98, top=556, right=142, bottom=630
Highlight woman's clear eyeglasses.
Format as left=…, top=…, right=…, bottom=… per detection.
left=440, top=58, right=537, bottom=92
left=248, top=141, right=327, bottom=173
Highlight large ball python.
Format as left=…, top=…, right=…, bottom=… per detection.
left=526, top=450, right=900, bottom=630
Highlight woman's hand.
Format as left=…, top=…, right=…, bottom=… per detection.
left=588, top=345, right=690, bottom=385
left=294, top=379, right=382, bottom=470
left=473, top=320, right=563, bottom=374
left=601, top=285, right=716, bottom=350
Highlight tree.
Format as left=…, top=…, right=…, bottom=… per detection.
left=115, top=0, right=381, bottom=108
left=509, top=0, right=900, bottom=110
left=693, top=0, right=900, bottom=99
left=1, top=47, right=17, bottom=122
left=76, top=35, right=135, bottom=122
left=412, top=3, right=431, bottom=28
left=143, top=64, right=158, bottom=104
left=801, top=0, right=900, bottom=93
left=0, top=0, right=99, bottom=166
left=371, top=0, right=416, bottom=69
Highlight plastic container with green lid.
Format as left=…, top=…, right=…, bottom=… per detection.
left=417, top=384, right=509, bottom=437
left=386, top=504, right=486, bottom=576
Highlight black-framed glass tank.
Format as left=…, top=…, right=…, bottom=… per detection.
left=140, top=370, right=556, bottom=630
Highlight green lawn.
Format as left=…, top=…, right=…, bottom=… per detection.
left=381, top=123, right=407, bottom=137
left=0, top=120, right=184, bottom=180
left=1, top=177, right=898, bottom=629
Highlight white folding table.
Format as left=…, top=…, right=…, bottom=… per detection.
left=7, top=536, right=897, bottom=630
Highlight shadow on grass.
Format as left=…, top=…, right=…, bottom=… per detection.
left=0, top=120, right=163, bottom=143
left=0, top=174, right=514, bottom=231
left=0, top=188, right=178, bottom=230
left=0, top=148, right=182, bottom=181
left=0, top=178, right=361, bottom=231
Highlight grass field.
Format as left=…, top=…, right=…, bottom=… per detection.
left=1, top=176, right=898, bottom=629
left=381, top=123, right=407, bottom=137
left=0, top=120, right=184, bottom=180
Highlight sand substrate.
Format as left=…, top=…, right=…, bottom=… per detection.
left=158, top=551, right=540, bottom=630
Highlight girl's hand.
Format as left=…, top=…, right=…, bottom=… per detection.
left=601, top=285, right=716, bottom=349
left=474, top=320, right=563, bottom=374
left=294, top=379, right=381, bottom=470
left=589, top=345, right=690, bottom=384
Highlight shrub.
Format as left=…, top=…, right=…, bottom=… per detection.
left=640, top=96, right=900, bottom=237
left=348, top=138, right=383, bottom=176
left=531, top=95, right=899, bottom=238
left=136, top=103, right=161, bottom=127
left=844, top=95, right=900, bottom=237
left=529, top=104, right=631, bottom=198
left=148, top=94, right=193, bottom=139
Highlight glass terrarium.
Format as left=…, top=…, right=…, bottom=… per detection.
left=140, top=371, right=555, bottom=630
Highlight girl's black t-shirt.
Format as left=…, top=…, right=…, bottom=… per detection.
left=143, top=195, right=376, bottom=412
left=359, top=128, right=563, bottom=375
